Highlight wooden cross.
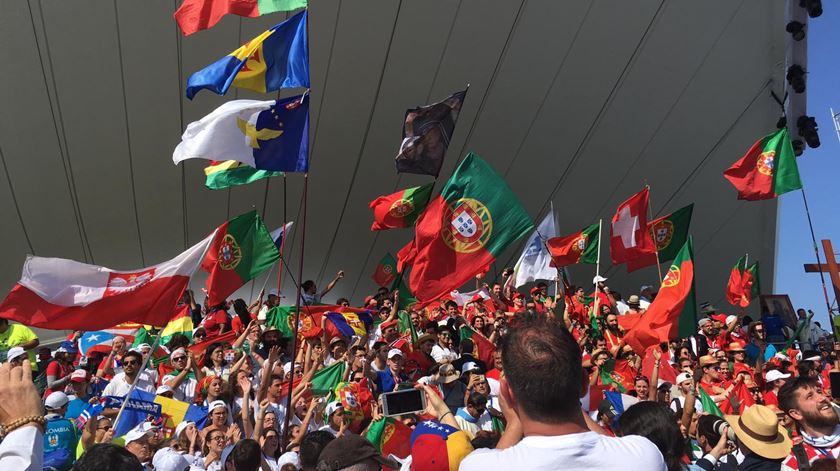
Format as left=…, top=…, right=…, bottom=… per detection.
left=803, top=239, right=840, bottom=314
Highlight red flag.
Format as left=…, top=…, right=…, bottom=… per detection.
left=641, top=347, right=678, bottom=385
left=732, top=381, right=755, bottom=414
left=610, top=188, right=656, bottom=265
left=726, top=255, right=748, bottom=307
left=624, top=238, right=697, bottom=354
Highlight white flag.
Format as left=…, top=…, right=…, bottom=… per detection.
left=513, top=207, right=557, bottom=288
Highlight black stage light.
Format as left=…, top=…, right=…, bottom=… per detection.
left=797, top=115, right=820, bottom=149
left=787, top=65, right=806, bottom=93
left=800, top=0, right=822, bottom=18
left=786, top=21, right=806, bottom=41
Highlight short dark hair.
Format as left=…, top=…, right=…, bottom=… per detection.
left=778, top=375, right=820, bottom=417
left=73, top=443, right=143, bottom=471
left=230, top=439, right=261, bottom=470
left=299, top=431, right=335, bottom=470
left=302, top=280, right=316, bottom=291
left=460, top=338, right=475, bottom=354
left=336, top=297, right=349, bottom=305
left=697, top=414, right=723, bottom=446
left=122, top=351, right=143, bottom=364
left=499, top=313, right=581, bottom=423
left=467, top=391, right=487, bottom=408
left=350, top=345, right=366, bottom=356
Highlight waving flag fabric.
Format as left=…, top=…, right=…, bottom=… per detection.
left=610, top=188, right=656, bottom=266
left=513, top=207, right=557, bottom=288
left=396, top=89, right=468, bottom=177
left=79, top=323, right=141, bottom=356
left=0, top=234, right=214, bottom=330
left=325, top=311, right=374, bottom=338
left=173, top=95, right=310, bottom=172
left=175, top=0, right=307, bottom=36
left=204, top=160, right=283, bottom=190
left=724, top=128, right=802, bottom=201
left=185, top=10, right=308, bottom=99
left=269, top=222, right=294, bottom=249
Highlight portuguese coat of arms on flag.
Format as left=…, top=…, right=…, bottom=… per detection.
left=547, top=223, right=599, bottom=267
left=368, top=183, right=434, bottom=231
left=626, top=203, right=693, bottom=272
left=397, top=152, right=533, bottom=303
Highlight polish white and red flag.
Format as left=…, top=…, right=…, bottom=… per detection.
left=0, top=233, right=215, bottom=330
left=610, top=187, right=656, bottom=266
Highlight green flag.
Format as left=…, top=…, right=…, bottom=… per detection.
left=204, top=160, right=283, bottom=190
left=397, top=310, right=418, bottom=343
left=310, top=361, right=346, bottom=396
left=627, top=204, right=693, bottom=272
left=264, top=306, right=296, bottom=338
left=698, top=387, right=723, bottom=417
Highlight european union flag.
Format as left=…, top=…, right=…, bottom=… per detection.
left=186, top=9, right=309, bottom=100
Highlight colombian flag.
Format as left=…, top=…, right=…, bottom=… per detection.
left=186, top=9, right=309, bottom=100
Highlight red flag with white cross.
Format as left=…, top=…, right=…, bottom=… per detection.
left=610, top=187, right=656, bottom=266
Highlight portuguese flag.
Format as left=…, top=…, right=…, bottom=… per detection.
left=366, top=417, right=411, bottom=460
left=175, top=0, right=307, bottom=36
left=202, top=211, right=280, bottom=306
left=623, top=237, right=697, bottom=354
left=726, top=256, right=760, bottom=308
left=368, top=183, right=434, bottom=231
left=264, top=306, right=297, bottom=338
left=546, top=223, right=599, bottom=267
left=372, top=253, right=397, bottom=287
left=396, top=153, right=533, bottom=303
left=204, top=160, right=283, bottom=190
left=459, top=325, right=496, bottom=366
left=391, top=271, right=417, bottom=308
left=724, top=128, right=802, bottom=201
left=626, top=204, right=693, bottom=272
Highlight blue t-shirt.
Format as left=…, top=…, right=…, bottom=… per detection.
left=376, top=370, right=407, bottom=394
left=64, top=395, right=93, bottom=420
left=744, top=342, right=776, bottom=366
left=44, top=416, right=79, bottom=470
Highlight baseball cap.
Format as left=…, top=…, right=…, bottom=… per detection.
left=174, top=421, right=194, bottom=439
left=529, top=287, right=541, bottom=295
left=6, top=346, right=26, bottom=362
left=512, top=292, right=525, bottom=300
left=70, top=369, right=89, bottom=383
left=640, top=285, right=654, bottom=292
left=268, top=288, right=279, bottom=297
left=156, top=385, right=174, bottom=395
left=657, top=381, right=673, bottom=391
left=765, top=370, right=791, bottom=382
left=45, top=391, right=69, bottom=410
left=409, top=420, right=473, bottom=470
left=152, top=448, right=190, bottom=471
left=593, top=275, right=608, bottom=284
left=325, top=401, right=343, bottom=417
left=460, top=361, right=480, bottom=375
left=469, top=293, right=484, bottom=303
left=697, top=318, right=711, bottom=327
left=676, top=372, right=693, bottom=385
left=387, top=348, right=404, bottom=360
left=316, top=433, right=400, bottom=471
left=123, top=423, right=152, bottom=445
left=219, top=445, right=235, bottom=468
left=208, top=400, right=228, bottom=413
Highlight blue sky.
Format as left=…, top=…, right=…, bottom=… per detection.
left=775, top=7, right=840, bottom=329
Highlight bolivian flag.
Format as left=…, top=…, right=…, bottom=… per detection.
left=204, top=160, right=283, bottom=190
left=185, top=9, right=309, bottom=100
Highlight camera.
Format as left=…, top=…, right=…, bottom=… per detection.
left=713, top=419, right=736, bottom=441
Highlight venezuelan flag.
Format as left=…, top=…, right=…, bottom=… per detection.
left=186, top=9, right=309, bottom=100
left=325, top=311, right=373, bottom=338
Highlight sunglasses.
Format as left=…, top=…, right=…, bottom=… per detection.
left=123, top=360, right=139, bottom=366
left=172, top=356, right=187, bottom=361
left=209, top=435, right=226, bottom=442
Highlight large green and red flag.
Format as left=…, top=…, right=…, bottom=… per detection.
left=459, top=325, right=496, bottom=366
left=726, top=256, right=760, bottom=308
left=372, top=253, right=398, bottom=287
left=366, top=417, right=412, bottom=461
left=369, top=183, right=434, bottom=231
left=724, top=128, right=802, bottom=201
left=546, top=223, right=599, bottom=267
left=396, top=153, right=533, bottom=303
left=310, top=361, right=346, bottom=396
left=626, top=204, right=694, bottom=272
left=623, top=237, right=697, bottom=353
left=202, top=211, right=280, bottom=306
left=204, top=160, right=283, bottom=190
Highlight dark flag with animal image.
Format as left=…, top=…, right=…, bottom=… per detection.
left=395, top=89, right=467, bottom=177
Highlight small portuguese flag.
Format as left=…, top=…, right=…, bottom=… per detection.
left=726, top=256, right=760, bottom=308
left=724, top=128, right=802, bottom=201
left=623, top=237, right=697, bottom=353
left=459, top=325, right=496, bottom=366
left=372, top=253, right=397, bottom=287
left=396, top=153, right=533, bottom=303
left=626, top=203, right=693, bottom=272
left=204, top=160, right=283, bottom=190
left=264, top=306, right=297, bottom=338
left=546, top=223, right=599, bottom=267
left=202, top=210, right=280, bottom=306
left=366, top=417, right=411, bottom=460
left=368, top=183, right=434, bottom=231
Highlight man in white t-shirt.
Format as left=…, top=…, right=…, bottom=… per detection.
left=459, top=314, right=665, bottom=471
left=669, top=372, right=703, bottom=416
left=102, top=351, right=156, bottom=396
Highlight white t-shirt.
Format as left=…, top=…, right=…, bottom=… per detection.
left=162, top=374, right=197, bottom=403
left=670, top=396, right=704, bottom=415
left=459, top=432, right=665, bottom=471
left=431, top=345, right=458, bottom=363
left=102, top=371, right=157, bottom=396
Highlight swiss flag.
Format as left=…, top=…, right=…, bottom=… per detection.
left=610, top=188, right=656, bottom=265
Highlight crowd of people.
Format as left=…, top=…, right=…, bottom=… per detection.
left=0, top=269, right=838, bottom=471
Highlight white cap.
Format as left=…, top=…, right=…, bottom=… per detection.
left=676, top=372, right=693, bottom=385
left=174, top=421, right=194, bottom=439
left=325, top=401, right=343, bottom=417
left=220, top=445, right=235, bottom=468
left=697, top=318, right=711, bottom=326
left=45, top=391, right=69, bottom=410
left=461, top=361, right=479, bottom=374
left=278, top=451, right=301, bottom=468
left=152, top=448, right=190, bottom=471
left=804, top=354, right=822, bottom=362
left=124, top=423, right=152, bottom=445
left=156, top=385, right=174, bottom=395
left=725, top=315, right=738, bottom=326
left=6, top=346, right=25, bottom=362
left=268, top=289, right=279, bottom=297
left=283, top=362, right=293, bottom=375
left=209, top=400, right=228, bottom=413
left=640, top=285, right=654, bottom=292
left=593, top=275, right=608, bottom=284
left=765, top=370, right=792, bottom=382
left=136, top=343, right=151, bottom=351
left=387, top=348, right=404, bottom=360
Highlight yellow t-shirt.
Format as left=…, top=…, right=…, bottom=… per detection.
left=0, top=323, right=39, bottom=368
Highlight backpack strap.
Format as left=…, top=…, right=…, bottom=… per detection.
left=792, top=442, right=811, bottom=471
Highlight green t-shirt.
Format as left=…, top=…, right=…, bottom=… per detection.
left=0, top=323, right=38, bottom=368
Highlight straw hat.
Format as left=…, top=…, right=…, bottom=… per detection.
left=725, top=405, right=792, bottom=460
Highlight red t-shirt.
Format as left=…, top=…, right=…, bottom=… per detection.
left=44, top=361, right=73, bottom=397
left=763, top=390, right=779, bottom=407
left=97, top=355, right=122, bottom=381
left=203, top=310, right=229, bottom=337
